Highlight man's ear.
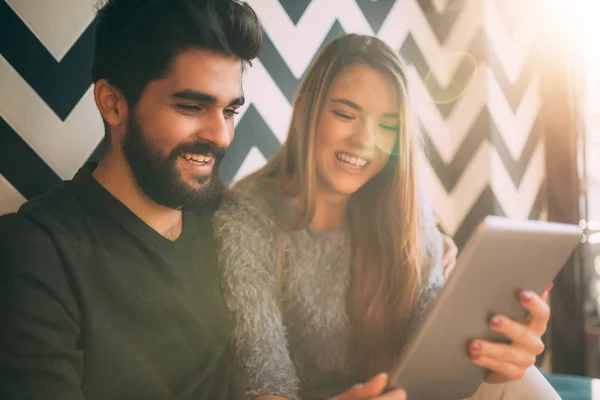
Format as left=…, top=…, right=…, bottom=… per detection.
left=94, top=79, right=129, bottom=130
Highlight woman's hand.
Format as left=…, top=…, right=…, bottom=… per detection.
left=470, top=284, right=553, bottom=384
left=441, top=233, right=458, bottom=280
left=330, top=373, right=406, bottom=400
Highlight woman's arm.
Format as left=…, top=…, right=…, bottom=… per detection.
left=214, top=194, right=300, bottom=400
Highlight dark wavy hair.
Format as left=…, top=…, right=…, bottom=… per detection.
left=92, top=0, right=263, bottom=122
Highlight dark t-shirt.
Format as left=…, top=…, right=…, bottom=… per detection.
left=0, top=164, right=236, bottom=399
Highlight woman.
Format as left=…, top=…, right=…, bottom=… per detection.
left=214, top=34, right=554, bottom=400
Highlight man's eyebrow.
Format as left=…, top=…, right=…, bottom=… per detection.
left=171, top=90, right=245, bottom=107
left=229, top=96, right=245, bottom=107
left=171, top=90, right=217, bottom=103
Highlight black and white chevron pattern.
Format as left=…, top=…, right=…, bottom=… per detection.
left=0, top=0, right=545, bottom=247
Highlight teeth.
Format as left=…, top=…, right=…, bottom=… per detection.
left=335, top=152, right=368, bottom=168
left=182, top=153, right=213, bottom=164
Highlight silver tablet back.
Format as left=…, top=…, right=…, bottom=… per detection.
left=388, top=216, right=581, bottom=400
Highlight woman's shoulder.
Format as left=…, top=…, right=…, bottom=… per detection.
left=213, top=178, right=281, bottom=275
left=214, top=177, right=281, bottom=231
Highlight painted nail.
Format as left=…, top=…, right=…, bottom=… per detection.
left=520, top=290, right=534, bottom=302
left=548, top=282, right=555, bottom=291
left=471, top=342, right=482, bottom=351
left=471, top=352, right=481, bottom=360
left=490, top=316, right=502, bottom=327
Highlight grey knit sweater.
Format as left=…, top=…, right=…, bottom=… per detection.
left=213, top=179, right=559, bottom=400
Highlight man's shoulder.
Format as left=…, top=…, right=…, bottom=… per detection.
left=0, top=184, right=85, bottom=273
left=0, top=211, right=50, bottom=241
left=0, top=185, right=69, bottom=240
left=0, top=212, right=64, bottom=281
left=10, top=180, right=92, bottom=232
left=18, top=180, right=79, bottom=216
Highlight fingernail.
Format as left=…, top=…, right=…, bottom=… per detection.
left=471, top=341, right=482, bottom=351
left=548, top=282, right=555, bottom=291
left=471, top=352, right=481, bottom=360
left=352, top=383, right=364, bottom=390
left=520, top=290, right=534, bottom=302
left=490, top=315, right=502, bottom=327
left=377, top=372, right=388, bottom=379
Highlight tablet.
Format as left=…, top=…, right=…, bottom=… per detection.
left=388, top=216, right=581, bottom=400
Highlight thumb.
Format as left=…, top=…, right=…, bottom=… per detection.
left=360, top=372, right=389, bottom=395
left=332, top=373, right=389, bottom=400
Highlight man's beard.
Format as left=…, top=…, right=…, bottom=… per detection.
left=121, top=115, right=225, bottom=211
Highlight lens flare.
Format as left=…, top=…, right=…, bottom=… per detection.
left=376, top=52, right=478, bottom=158
left=423, top=52, right=479, bottom=105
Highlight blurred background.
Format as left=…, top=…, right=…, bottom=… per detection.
left=1, top=0, right=599, bottom=395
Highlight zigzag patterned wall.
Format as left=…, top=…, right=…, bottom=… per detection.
left=0, top=0, right=545, bottom=246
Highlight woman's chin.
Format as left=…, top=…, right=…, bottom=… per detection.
left=320, top=179, right=364, bottom=197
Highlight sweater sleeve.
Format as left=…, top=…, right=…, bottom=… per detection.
left=462, top=366, right=561, bottom=400
left=213, top=193, right=300, bottom=400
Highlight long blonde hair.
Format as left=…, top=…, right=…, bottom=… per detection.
left=235, top=34, right=423, bottom=377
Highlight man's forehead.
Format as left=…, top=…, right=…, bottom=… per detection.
left=164, top=50, right=244, bottom=102
left=171, top=49, right=243, bottom=79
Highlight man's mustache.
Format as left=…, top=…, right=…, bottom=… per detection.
left=174, top=141, right=226, bottom=161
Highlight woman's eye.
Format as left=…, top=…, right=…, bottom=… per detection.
left=380, top=124, right=399, bottom=132
left=333, top=111, right=354, bottom=120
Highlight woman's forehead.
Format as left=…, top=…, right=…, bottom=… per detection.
left=328, top=64, right=399, bottom=114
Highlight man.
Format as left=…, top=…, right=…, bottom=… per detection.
left=0, top=1, right=455, bottom=399
left=0, top=1, right=262, bottom=398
